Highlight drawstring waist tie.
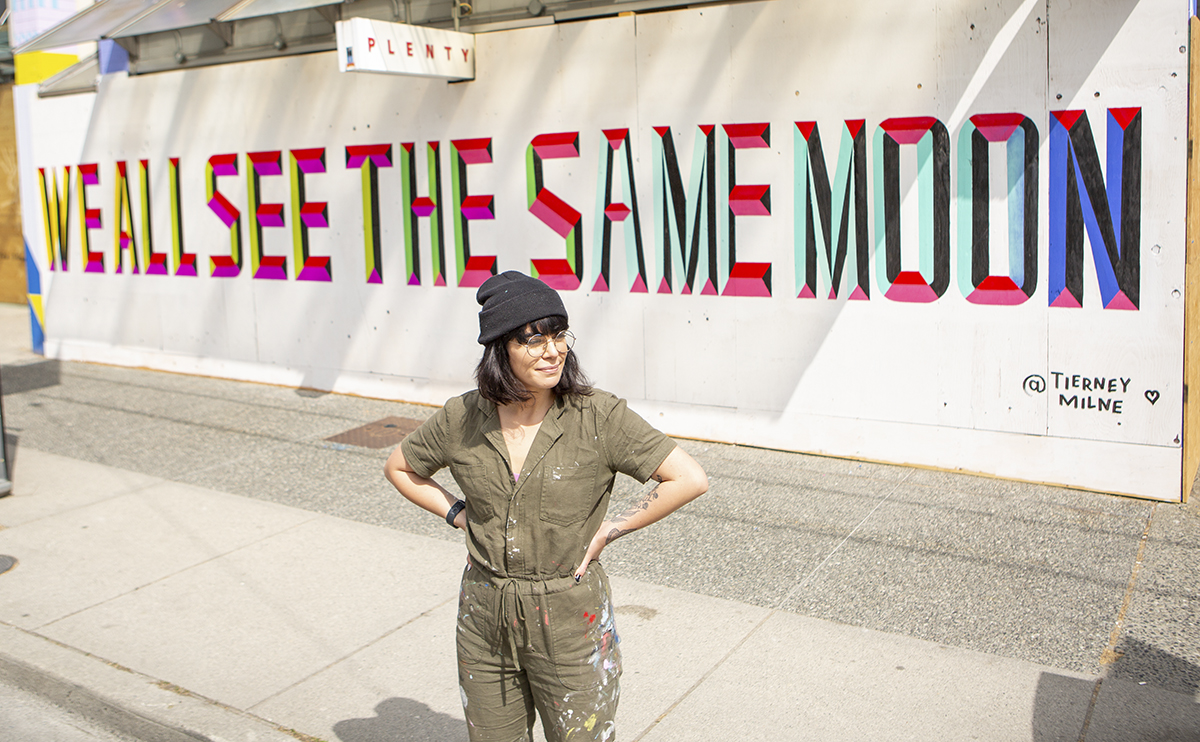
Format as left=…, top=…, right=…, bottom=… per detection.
left=465, top=558, right=594, bottom=672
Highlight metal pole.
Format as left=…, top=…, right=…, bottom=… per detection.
left=0, top=365, right=10, bottom=496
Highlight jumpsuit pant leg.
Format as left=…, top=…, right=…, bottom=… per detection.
left=523, top=565, right=621, bottom=742
left=457, top=565, right=537, bottom=742
left=456, top=564, right=621, bottom=742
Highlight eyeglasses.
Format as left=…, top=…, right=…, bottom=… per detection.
left=517, top=330, right=575, bottom=357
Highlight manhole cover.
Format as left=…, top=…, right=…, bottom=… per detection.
left=325, top=416, right=422, bottom=449
left=0, top=555, right=16, bottom=575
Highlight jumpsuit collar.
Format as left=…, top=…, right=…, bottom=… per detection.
left=478, top=395, right=568, bottom=491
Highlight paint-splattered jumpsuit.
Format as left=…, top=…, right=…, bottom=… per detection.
left=401, top=390, right=676, bottom=742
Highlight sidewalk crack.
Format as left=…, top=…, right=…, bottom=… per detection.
left=246, top=593, right=459, bottom=712
left=629, top=608, right=775, bottom=742
left=777, top=468, right=914, bottom=609
left=1077, top=503, right=1156, bottom=742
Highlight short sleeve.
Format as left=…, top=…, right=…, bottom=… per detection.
left=600, top=397, right=677, bottom=483
left=400, top=405, right=453, bottom=480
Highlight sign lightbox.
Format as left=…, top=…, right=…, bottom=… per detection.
left=335, top=17, right=475, bottom=81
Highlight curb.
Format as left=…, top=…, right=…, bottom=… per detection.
left=0, top=623, right=310, bottom=742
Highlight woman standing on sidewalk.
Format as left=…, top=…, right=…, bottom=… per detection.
left=384, top=271, right=708, bottom=742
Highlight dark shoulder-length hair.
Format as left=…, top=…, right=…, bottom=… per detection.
left=475, top=315, right=593, bottom=405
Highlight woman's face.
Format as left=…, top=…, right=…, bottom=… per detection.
left=507, top=324, right=567, bottom=394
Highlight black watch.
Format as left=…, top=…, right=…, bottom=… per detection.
left=446, top=500, right=466, bottom=527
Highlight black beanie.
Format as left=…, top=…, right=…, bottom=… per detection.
left=476, top=271, right=568, bottom=344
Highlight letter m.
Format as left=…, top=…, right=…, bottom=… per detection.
left=1048, top=108, right=1140, bottom=309
left=794, top=120, right=869, bottom=299
left=651, top=125, right=719, bottom=295
left=38, top=166, right=71, bottom=270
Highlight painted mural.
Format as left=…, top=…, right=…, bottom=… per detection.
left=14, top=0, right=1190, bottom=500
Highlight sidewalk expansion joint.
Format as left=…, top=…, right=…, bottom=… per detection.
left=247, top=592, right=460, bottom=714
left=778, top=469, right=913, bottom=608
left=1099, top=503, right=1155, bottom=668
left=1075, top=503, right=1156, bottom=742
left=629, top=609, right=776, bottom=742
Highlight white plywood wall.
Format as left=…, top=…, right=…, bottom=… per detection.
left=15, top=0, right=1190, bottom=499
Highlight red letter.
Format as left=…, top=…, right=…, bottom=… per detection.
left=407, top=41, right=413, bottom=56
left=526, top=132, right=583, bottom=290
left=462, top=49, right=469, bottom=62
left=445, top=46, right=452, bottom=60
left=426, top=43, right=434, bottom=58
left=387, top=39, right=394, bottom=54
left=367, top=37, right=375, bottom=51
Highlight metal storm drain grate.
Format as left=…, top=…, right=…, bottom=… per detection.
left=325, top=417, right=422, bottom=449
left=0, top=555, right=16, bottom=576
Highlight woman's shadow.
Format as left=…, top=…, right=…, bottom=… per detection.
left=333, top=697, right=468, bottom=742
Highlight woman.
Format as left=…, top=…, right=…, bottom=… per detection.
left=384, top=271, right=708, bottom=742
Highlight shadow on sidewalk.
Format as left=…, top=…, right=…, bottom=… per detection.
left=333, top=697, right=467, bottom=742
left=1033, top=638, right=1200, bottom=741
left=1, top=359, right=60, bottom=395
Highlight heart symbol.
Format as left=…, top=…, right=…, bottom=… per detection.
left=1145, top=390, right=1160, bottom=405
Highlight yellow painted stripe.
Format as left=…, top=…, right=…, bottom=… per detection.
left=15, top=52, right=79, bottom=85
left=27, top=293, right=44, bottom=328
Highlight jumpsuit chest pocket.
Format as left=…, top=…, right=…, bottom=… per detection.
left=451, top=463, right=501, bottom=523
left=538, top=462, right=599, bottom=526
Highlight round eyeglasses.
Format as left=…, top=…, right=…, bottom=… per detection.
left=518, top=330, right=575, bottom=357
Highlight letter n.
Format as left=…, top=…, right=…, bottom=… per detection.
left=1048, top=108, right=1140, bottom=309
left=794, top=120, right=869, bottom=300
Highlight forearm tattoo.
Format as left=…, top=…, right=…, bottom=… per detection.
left=604, top=527, right=633, bottom=545
left=606, top=475, right=665, bottom=542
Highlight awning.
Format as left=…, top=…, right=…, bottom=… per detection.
left=16, top=0, right=342, bottom=53
left=217, top=0, right=340, bottom=23
left=38, top=53, right=99, bottom=96
left=110, top=0, right=243, bottom=39
left=14, top=0, right=160, bottom=53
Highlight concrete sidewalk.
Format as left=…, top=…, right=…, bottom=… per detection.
left=1, top=297, right=1200, bottom=741
left=0, top=448, right=1173, bottom=742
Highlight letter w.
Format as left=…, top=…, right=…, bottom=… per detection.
left=794, top=120, right=869, bottom=299
left=38, top=166, right=71, bottom=270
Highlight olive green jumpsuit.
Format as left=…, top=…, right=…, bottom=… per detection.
left=401, top=389, right=675, bottom=742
